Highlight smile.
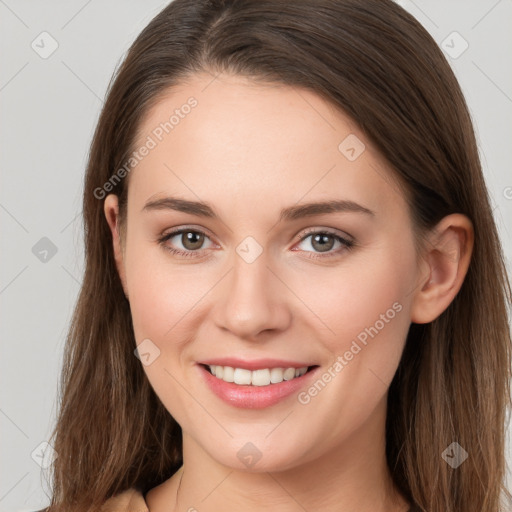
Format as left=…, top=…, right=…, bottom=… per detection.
left=197, top=363, right=320, bottom=409
left=206, top=364, right=311, bottom=386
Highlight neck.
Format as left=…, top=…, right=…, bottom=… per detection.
left=147, top=399, right=410, bottom=512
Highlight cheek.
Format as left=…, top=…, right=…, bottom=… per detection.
left=124, top=243, right=206, bottom=407
left=296, top=243, right=415, bottom=367
left=124, top=240, right=218, bottom=349
left=289, top=248, right=414, bottom=438
left=124, top=247, right=171, bottom=342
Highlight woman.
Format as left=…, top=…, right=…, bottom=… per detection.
left=42, top=1, right=512, bottom=511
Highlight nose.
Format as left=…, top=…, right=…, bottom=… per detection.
left=212, top=249, right=292, bottom=340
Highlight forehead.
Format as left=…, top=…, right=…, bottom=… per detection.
left=128, top=72, right=407, bottom=223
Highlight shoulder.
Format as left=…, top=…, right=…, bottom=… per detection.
left=30, top=489, right=148, bottom=512
left=99, top=488, right=149, bottom=512
left=30, top=488, right=148, bottom=512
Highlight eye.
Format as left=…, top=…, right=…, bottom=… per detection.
left=158, top=227, right=214, bottom=258
left=293, top=228, right=354, bottom=259
left=158, top=227, right=355, bottom=260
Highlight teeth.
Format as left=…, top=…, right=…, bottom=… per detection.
left=222, top=366, right=234, bottom=382
left=208, top=365, right=309, bottom=386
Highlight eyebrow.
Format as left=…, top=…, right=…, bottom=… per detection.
left=142, top=196, right=375, bottom=221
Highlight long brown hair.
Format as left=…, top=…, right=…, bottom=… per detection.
left=45, top=1, right=512, bottom=510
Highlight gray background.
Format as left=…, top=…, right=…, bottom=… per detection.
left=1, top=0, right=511, bottom=510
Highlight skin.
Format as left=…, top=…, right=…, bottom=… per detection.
left=104, top=72, right=473, bottom=512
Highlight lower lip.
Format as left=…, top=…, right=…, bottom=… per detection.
left=197, top=364, right=319, bottom=409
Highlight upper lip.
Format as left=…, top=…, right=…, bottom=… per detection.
left=198, top=358, right=317, bottom=371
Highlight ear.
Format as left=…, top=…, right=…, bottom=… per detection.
left=104, top=194, right=129, bottom=298
left=410, top=213, right=474, bottom=324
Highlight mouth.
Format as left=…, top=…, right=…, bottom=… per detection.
left=197, top=362, right=321, bottom=409
left=199, top=363, right=319, bottom=386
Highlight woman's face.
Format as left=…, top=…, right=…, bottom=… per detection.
left=105, top=72, right=426, bottom=472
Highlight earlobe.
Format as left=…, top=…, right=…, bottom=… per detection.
left=410, top=214, right=474, bottom=324
left=103, top=194, right=129, bottom=299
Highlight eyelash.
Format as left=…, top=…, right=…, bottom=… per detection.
left=157, top=226, right=355, bottom=260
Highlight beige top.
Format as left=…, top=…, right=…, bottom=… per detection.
left=99, top=488, right=148, bottom=512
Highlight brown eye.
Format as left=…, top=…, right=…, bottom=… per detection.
left=180, top=231, right=205, bottom=250
left=310, top=233, right=335, bottom=252
left=158, top=228, right=214, bottom=258
left=294, top=229, right=354, bottom=259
